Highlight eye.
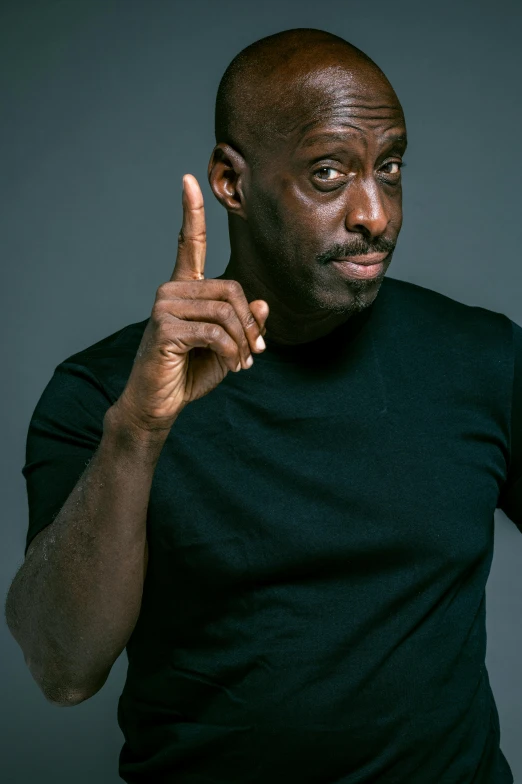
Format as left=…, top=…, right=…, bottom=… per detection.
left=380, top=160, right=405, bottom=177
left=314, top=166, right=344, bottom=181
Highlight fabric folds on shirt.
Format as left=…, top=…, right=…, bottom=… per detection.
left=22, top=275, right=521, bottom=783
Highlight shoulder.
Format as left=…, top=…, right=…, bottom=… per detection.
left=64, top=318, right=149, bottom=364
left=53, top=318, right=150, bottom=403
left=381, top=276, right=514, bottom=348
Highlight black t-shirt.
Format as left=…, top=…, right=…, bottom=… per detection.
left=22, top=275, right=521, bottom=783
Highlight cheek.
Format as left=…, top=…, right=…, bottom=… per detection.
left=247, top=186, right=282, bottom=239
left=388, top=192, right=403, bottom=230
left=277, top=179, right=342, bottom=241
left=283, top=176, right=370, bottom=231
left=249, top=175, right=344, bottom=258
left=249, top=182, right=300, bottom=245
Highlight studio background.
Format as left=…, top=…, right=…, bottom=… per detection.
left=1, top=0, right=521, bottom=782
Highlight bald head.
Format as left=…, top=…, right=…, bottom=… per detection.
left=215, top=28, right=402, bottom=165
left=209, top=28, right=407, bottom=337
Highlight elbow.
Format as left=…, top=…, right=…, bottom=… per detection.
left=44, top=688, right=91, bottom=707
left=37, top=672, right=93, bottom=707
left=39, top=673, right=108, bottom=707
left=27, top=657, right=104, bottom=708
left=37, top=665, right=111, bottom=707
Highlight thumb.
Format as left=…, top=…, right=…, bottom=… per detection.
left=248, top=300, right=270, bottom=336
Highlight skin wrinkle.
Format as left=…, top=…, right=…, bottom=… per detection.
left=267, top=64, right=400, bottom=140
left=272, top=99, right=401, bottom=142
left=217, top=37, right=394, bottom=153
left=300, top=132, right=407, bottom=149
left=210, top=28, right=407, bottom=345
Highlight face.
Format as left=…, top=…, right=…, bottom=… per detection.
left=243, top=65, right=407, bottom=315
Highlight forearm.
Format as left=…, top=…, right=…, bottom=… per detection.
left=5, top=403, right=171, bottom=705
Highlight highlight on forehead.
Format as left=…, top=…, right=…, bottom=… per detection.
left=214, top=28, right=400, bottom=162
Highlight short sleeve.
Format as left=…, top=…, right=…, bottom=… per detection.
left=22, top=361, right=113, bottom=556
left=497, top=319, right=522, bottom=528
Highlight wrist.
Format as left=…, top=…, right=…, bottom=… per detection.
left=103, top=401, right=177, bottom=456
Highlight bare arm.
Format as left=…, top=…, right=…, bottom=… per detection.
left=5, top=174, right=268, bottom=708
left=5, top=404, right=169, bottom=706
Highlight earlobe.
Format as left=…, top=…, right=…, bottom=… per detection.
left=207, top=143, right=248, bottom=219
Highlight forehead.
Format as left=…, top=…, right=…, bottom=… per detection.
left=274, top=64, right=405, bottom=147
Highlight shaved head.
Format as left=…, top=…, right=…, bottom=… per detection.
left=215, top=28, right=402, bottom=165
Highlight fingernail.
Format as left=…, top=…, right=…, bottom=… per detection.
left=245, top=355, right=254, bottom=368
left=235, top=361, right=242, bottom=372
left=255, top=335, right=266, bottom=351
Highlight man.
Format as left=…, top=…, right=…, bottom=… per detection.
left=5, top=27, right=521, bottom=783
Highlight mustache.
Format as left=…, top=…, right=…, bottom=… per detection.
left=316, top=236, right=396, bottom=264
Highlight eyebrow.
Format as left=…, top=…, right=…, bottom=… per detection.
left=300, top=131, right=408, bottom=151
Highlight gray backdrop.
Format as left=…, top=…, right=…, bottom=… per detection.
left=2, top=0, right=521, bottom=782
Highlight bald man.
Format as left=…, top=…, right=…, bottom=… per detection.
left=6, top=28, right=521, bottom=784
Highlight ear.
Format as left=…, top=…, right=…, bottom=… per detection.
left=207, top=143, right=248, bottom=220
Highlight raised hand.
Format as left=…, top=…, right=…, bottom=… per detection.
left=113, top=174, right=269, bottom=435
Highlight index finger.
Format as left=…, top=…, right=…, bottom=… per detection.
left=171, top=174, right=206, bottom=282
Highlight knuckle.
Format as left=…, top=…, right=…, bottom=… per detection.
left=226, top=279, right=243, bottom=297
left=156, top=282, right=174, bottom=299
left=152, top=299, right=174, bottom=321
left=155, top=312, right=174, bottom=331
left=215, top=301, right=234, bottom=321
left=178, top=228, right=206, bottom=244
left=204, top=323, right=224, bottom=343
left=151, top=303, right=165, bottom=323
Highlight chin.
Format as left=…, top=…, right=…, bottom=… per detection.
left=312, top=274, right=385, bottom=315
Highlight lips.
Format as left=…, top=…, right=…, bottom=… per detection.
left=329, top=252, right=388, bottom=280
left=332, top=251, right=389, bottom=266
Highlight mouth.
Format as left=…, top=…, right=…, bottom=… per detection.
left=331, top=251, right=389, bottom=266
left=329, top=251, right=389, bottom=280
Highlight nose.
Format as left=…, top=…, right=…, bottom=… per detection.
left=344, top=177, right=389, bottom=240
